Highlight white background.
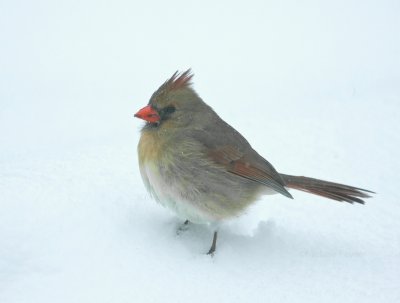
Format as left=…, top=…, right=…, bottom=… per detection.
left=1, top=0, right=399, bottom=302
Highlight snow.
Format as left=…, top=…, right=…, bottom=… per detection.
left=1, top=0, right=400, bottom=302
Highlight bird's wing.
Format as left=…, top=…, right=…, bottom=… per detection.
left=207, top=145, right=292, bottom=198
left=189, top=121, right=292, bottom=198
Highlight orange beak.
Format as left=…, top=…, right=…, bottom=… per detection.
left=134, top=105, right=160, bottom=123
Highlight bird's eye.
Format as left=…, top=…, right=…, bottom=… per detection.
left=162, top=106, right=176, bottom=115
left=157, top=105, right=176, bottom=122
left=159, top=105, right=175, bottom=120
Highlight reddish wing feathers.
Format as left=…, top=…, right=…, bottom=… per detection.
left=208, top=145, right=293, bottom=198
left=208, top=145, right=373, bottom=203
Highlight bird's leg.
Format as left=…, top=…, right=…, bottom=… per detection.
left=176, top=220, right=190, bottom=235
left=207, top=231, right=218, bottom=255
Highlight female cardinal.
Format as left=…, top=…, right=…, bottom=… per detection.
left=135, top=70, right=373, bottom=255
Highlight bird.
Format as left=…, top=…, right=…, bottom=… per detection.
left=134, top=70, right=373, bottom=255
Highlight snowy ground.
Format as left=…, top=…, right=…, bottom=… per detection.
left=1, top=1, right=400, bottom=302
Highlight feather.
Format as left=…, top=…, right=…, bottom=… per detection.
left=165, top=69, right=194, bottom=91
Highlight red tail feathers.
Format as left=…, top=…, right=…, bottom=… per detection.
left=280, top=174, right=374, bottom=204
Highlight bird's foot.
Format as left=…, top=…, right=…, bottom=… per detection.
left=176, top=220, right=190, bottom=235
left=206, top=231, right=218, bottom=256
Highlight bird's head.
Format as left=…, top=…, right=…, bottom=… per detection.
left=135, top=70, right=210, bottom=130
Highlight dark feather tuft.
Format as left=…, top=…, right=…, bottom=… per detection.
left=165, top=69, right=194, bottom=91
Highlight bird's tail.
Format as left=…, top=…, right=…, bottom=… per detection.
left=280, top=174, right=374, bottom=204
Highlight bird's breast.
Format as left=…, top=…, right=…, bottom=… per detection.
left=138, top=131, right=218, bottom=224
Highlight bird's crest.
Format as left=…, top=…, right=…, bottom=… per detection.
left=149, top=69, right=195, bottom=105
left=164, top=69, right=194, bottom=91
